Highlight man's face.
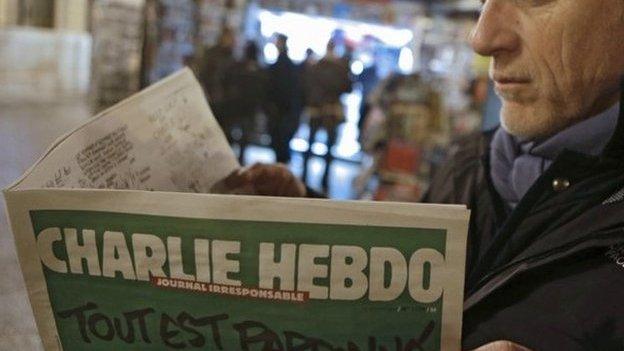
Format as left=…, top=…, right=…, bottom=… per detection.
left=471, top=0, right=624, bottom=139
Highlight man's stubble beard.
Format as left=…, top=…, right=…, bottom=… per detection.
left=499, top=97, right=580, bottom=141
left=500, top=86, right=621, bottom=140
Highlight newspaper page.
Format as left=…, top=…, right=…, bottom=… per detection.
left=11, top=68, right=238, bottom=193
left=4, top=69, right=470, bottom=350
left=5, top=190, right=468, bottom=351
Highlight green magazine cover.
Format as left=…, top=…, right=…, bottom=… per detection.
left=5, top=191, right=468, bottom=350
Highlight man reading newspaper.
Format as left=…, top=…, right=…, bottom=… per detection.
left=224, top=1, right=624, bottom=350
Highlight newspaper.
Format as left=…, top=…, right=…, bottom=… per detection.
left=13, top=68, right=238, bottom=193
left=4, top=69, right=470, bottom=350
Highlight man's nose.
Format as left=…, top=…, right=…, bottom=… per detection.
left=470, top=1, right=520, bottom=57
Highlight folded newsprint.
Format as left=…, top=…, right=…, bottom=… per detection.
left=4, top=68, right=470, bottom=351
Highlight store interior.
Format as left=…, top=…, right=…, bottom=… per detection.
left=0, top=0, right=498, bottom=201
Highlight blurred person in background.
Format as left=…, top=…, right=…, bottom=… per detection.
left=355, top=39, right=381, bottom=139
left=150, top=28, right=178, bottom=81
left=299, top=48, right=318, bottom=123
left=266, top=34, right=304, bottom=164
left=222, top=41, right=268, bottom=164
left=222, top=0, right=624, bottom=349
left=301, top=48, right=318, bottom=71
left=199, top=26, right=236, bottom=132
left=302, top=40, right=352, bottom=190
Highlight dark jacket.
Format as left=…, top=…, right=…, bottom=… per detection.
left=199, top=46, right=235, bottom=105
left=267, top=53, right=303, bottom=114
left=424, top=94, right=624, bottom=350
left=303, top=56, right=352, bottom=109
left=223, top=60, right=268, bottom=120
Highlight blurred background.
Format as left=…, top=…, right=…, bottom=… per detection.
left=0, top=0, right=502, bottom=201
left=0, top=4, right=499, bottom=345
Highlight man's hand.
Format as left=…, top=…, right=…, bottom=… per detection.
left=471, top=341, right=532, bottom=351
left=221, top=163, right=307, bottom=197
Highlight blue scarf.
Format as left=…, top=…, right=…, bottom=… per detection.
left=490, top=103, right=620, bottom=208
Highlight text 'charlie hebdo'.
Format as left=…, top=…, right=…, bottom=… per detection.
left=36, top=227, right=445, bottom=303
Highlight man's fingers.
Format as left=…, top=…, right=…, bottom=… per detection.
left=277, top=174, right=296, bottom=197
left=274, top=165, right=301, bottom=197
left=252, top=164, right=304, bottom=197
left=223, top=169, right=244, bottom=189
left=223, top=163, right=305, bottom=197
left=284, top=175, right=306, bottom=197
left=251, top=164, right=283, bottom=190
left=251, top=167, right=273, bottom=194
left=223, top=167, right=253, bottom=189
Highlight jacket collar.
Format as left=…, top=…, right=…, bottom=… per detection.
left=490, top=103, right=619, bottom=208
left=529, top=103, right=620, bottom=159
left=470, top=82, right=624, bottom=291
